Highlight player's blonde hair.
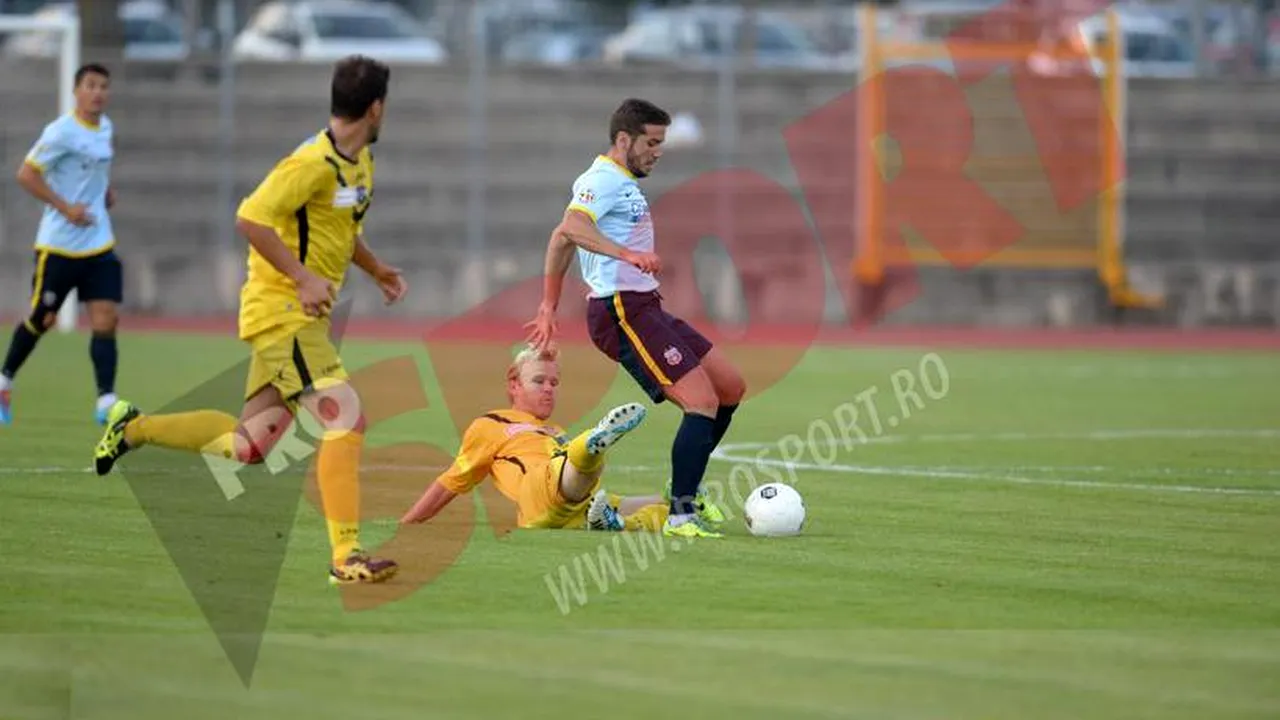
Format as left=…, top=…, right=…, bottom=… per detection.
left=506, top=343, right=559, bottom=386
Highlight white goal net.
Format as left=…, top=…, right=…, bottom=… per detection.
left=0, top=11, right=81, bottom=333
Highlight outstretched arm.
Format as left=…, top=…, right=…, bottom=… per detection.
left=401, top=419, right=495, bottom=524
left=527, top=229, right=575, bottom=350
left=540, top=227, right=576, bottom=313
left=400, top=479, right=458, bottom=524
left=527, top=209, right=662, bottom=350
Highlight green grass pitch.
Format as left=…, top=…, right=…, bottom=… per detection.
left=0, top=330, right=1277, bottom=719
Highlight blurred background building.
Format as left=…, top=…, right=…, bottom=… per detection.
left=0, top=0, right=1277, bottom=329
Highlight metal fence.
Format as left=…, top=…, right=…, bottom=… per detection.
left=0, top=0, right=1278, bottom=328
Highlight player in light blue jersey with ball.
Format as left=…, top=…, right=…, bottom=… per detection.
left=528, top=98, right=746, bottom=540
left=0, top=63, right=124, bottom=426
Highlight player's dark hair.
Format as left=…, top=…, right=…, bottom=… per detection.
left=330, top=55, right=390, bottom=120
left=609, top=98, right=671, bottom=144
left=74, top=63, right=110, bottom=86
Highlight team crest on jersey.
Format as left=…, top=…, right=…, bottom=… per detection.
left=629, top=198, right=647, bottom=223
left=577, top=188, right=596, bottom=205
left=663, top=346, right=683, bottom=366
left=356, top=185, right=369, bottom=204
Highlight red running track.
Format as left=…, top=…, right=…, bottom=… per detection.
left=39, top=314, right=1280, bottom=352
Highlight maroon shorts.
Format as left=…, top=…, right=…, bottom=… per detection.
left=587, top=291, right=713, bottom=404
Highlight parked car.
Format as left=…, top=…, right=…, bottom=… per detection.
left=879, top=0, right=1037, bottom=74
left=1077, top=9, right=1197, bottom=78
left=233, top=0, right=448, bottom=64
left=603, top=7, right=841, bottom=72
left=500, top=27, right=606, bottom=66
left=891, top=0, right=1010, bottom=44
left=482, top=0, right=608, bottom=66
left=5, top=0, right=187, bottom=61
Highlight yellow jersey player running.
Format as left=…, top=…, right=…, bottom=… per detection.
left=92, top=55, right=407, bottom=585
left=400, top=345, right=669, bottom=533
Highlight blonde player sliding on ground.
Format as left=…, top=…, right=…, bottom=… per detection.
left=400, top=345, right=670, bottom=533
left=92, top=55, right=407, bottom=585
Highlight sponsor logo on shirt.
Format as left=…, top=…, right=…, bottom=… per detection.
left=334, top=187, right=362, bottom=208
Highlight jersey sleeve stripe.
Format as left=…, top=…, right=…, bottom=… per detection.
left=23, top=158, right=45, bottom=172
left=566, top=203, right=598, bottom=222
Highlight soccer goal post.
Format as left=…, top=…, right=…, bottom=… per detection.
left=0, top=11, right=81, bottom=333
left=852, top=4, right=1161, bottom=310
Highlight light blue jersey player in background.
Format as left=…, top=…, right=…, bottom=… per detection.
left=0, top=63, right=124, bottom=426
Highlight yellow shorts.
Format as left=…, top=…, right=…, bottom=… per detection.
left=519, top=453, right=604, bottom=530
left=244, top=319, right=348, bottom=406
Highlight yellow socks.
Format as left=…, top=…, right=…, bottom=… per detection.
left=566, top=430, right=604, bottom=474
left=124, top=410, right=365, bottom=565
left=124, top=410, right=238, bottom=459
left=123, top=410, right=365, bottom=565
left=624, top=503, right=669, bottom=532
left=317, top=430, right=363, bottom=565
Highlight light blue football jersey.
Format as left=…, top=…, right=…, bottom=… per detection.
left=565, top=155, right=660, bottom=298
left=24, top=113, right=115, bottom=256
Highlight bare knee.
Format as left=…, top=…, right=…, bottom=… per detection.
left=666, top=368, right=718, bottom=417
left=234, top=438, right=267, bottom=465
left=703, top=350, right=747, bottom=406
left=90, top=315, right=118, bottom=335
left=39, top=311, right=56, bottom=330
left=719, top=370, right=747, bottom=406
left=235, top=406, right=295, bottom=464
left=232, top=424, right=276, bottom=465
left=84, top=301, right=119, bottom=334
left=305, top=381, right=365, bottom=434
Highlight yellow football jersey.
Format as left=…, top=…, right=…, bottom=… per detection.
left=235, top=129, right=374, bottom=340
left=436, top=409, right=568, bottom=502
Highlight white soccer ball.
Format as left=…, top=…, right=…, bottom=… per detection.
left=743, top=482, right=806, bottom=537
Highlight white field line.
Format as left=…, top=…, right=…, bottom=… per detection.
left=5, top=429, right=1278, bottom=497
left=709, top=428, right=1280, bottom=498
left=0, top=464, right=663, bottom=476
left=716, top=428, right=1280, bottom=448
